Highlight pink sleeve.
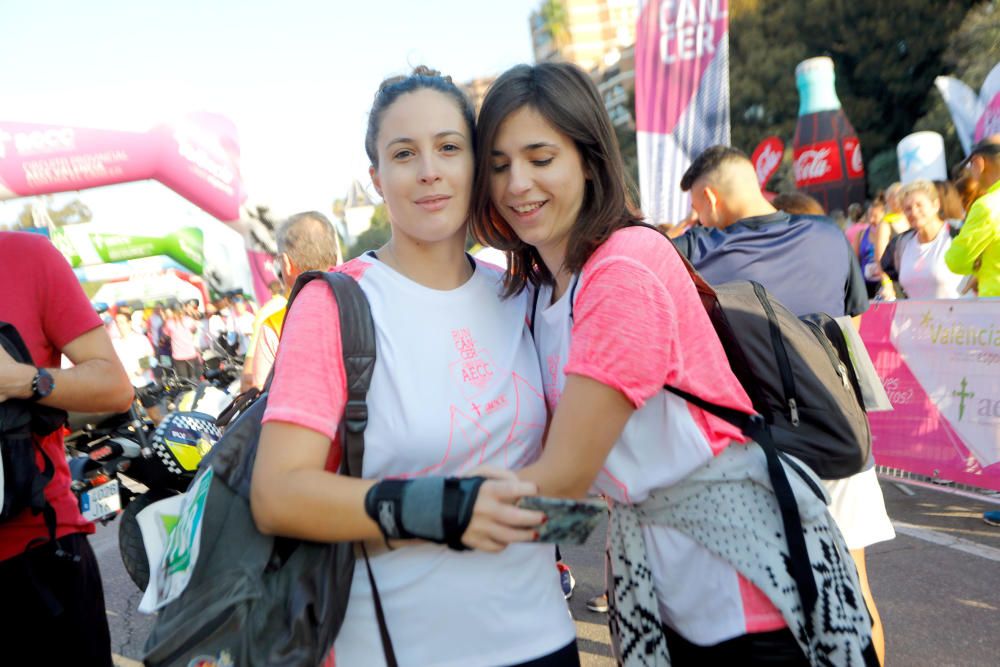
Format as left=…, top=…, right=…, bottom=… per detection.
left=564, top=256, right=678, bottom=409
left=262, top=281, right=347, bottom=444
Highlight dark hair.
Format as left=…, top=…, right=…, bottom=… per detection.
left=934, top=180, right=965, bottom=220
left=365, top=66, right=475, bottom=168
left=471, top=62, right=643, bottom=296
left=953, top=174, right=982, bottom=212
left=847, top=202, right=864, bottom=223
left=679, top=145, right=749, bottom=192
left=772, top=191, right=826, bottom=216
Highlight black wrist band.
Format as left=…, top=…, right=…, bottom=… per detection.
left=364, top=476, right=487, bottom=551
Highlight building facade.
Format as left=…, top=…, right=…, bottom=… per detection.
left=530, top=0, right=638, bottom=73
left=462, top=75, right=497, bottom=114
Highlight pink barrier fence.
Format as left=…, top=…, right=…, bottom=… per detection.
left=860, top=301, right=1000, bottom=491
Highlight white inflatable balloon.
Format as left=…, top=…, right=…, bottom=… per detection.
left=897, top=131, right=947, bottom=184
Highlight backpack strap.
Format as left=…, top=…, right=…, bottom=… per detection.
left=529, top=286, right=541, bottom=338
left=282, top=270, right=396, bottom=666
left=0, top=322, right=63, bottom=551
left=559, top=249, right=823, bottom=629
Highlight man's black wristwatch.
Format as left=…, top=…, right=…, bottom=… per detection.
left=30, top=368, right=55, bottom=401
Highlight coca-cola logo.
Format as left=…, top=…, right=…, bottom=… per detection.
left=843, top=137, right=864, bottom=178
left=795, top=148, right=832, bottom=180
left=794, top=141, right=844, bottom=186
left=751, top=136, right=785, bottom=187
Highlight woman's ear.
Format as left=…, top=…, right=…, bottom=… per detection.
left=369, top=165, right=383, bottom=198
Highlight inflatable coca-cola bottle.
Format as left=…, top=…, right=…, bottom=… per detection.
left=792, top=57, right=866, bottom=213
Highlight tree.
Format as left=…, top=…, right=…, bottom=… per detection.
left=15, top=197, right=92, bottom=229
left=729, top=0, right=979, bottom=195
left=915, top=1, right=1000, bottom=167
left=540, top=0, right=570, bottom=52
left=347, top=204, right=390, bottom=259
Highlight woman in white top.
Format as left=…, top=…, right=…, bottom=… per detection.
left=882, top=179, right=963, bottom=299
left=249, top=67, right=577, bottom=667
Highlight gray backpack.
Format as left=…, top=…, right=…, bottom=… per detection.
left=532, top=240, right=871, bottom=630
left=143, top=271, right=396, bottom=667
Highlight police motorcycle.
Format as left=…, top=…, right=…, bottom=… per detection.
left=201, top=344, right=243, bottom=396
left=66, top=371, right=227, bottom=591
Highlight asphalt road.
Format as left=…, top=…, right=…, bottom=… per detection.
left=96, top=475, right=1000, bottom=666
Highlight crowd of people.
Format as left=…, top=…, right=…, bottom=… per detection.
left=99, top=290, right=262, bottom=387
left=767, top=145, right=999, bottom=304
left=2, top=59, right=998, bottom=667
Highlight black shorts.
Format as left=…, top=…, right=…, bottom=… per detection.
left=663, top=624, right=809, bottom=666
left=0, top=532, right=113, bottom=666
left=509, top=640, right=580, bottom=667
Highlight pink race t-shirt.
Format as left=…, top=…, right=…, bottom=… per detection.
left=533, top=225, right=785, bottom=643
left=165, top=316, right=199, bottom=361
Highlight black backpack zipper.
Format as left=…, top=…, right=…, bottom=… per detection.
left=751, top=282, right=800, bottom=426
left=802, top=319, right=851, bottom=391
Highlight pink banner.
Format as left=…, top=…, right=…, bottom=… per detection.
left=246, top=249, right=279, bottom=306
left=0, top=112, right=244, bottom=221
left=635, top=0, right=730, bottom=225
left=861, top=301, right=1000, bottom=490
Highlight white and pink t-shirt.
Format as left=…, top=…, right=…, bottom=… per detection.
left=533, top=226, right=785, bottom=645
left=898, top=226, right=963, bottom=299
left=263, top=254, right=574, bottom=667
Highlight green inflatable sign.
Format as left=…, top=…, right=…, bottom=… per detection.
left=51, top=225, right=204, bottom=275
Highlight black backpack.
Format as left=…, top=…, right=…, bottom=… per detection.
left=671, top=269, right=871, bottom=481
left=142, top=271, right=396, bottom=667
left=0, top=321, right=67, bottom=549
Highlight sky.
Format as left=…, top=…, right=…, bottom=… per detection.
left=0, top=0, right=543, bottom=226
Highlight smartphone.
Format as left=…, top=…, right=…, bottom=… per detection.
left=518, top=496, right=605, bottom=545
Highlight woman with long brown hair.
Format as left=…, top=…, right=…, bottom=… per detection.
left=471, top=62, right=876, bottom=667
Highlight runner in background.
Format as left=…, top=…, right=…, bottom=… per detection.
left=880, top=180, right=964, bottom=300
left=946, top=137, right=1000, bottom=299
left=226, top=294, right=255, bottom=356
left=857, top=194, right=886, bottom=299
left=771, top=191, right=825, bottom=216
left=111, top=310, right=156, bottom=387
left=241, top=212, right=341, bottom=392
left=874, top=182, right=910, bottom=300
left=164, top=302, right=201, bottom=380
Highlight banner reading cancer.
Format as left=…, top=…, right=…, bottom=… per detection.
left=0, top=112, right=244, bottom=221
left=860, top=301, right=1000, bottom=491
left=636, top=0, right=730, bottom=225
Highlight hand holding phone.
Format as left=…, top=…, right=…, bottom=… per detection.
left=518, top=496, right=605, bottom=545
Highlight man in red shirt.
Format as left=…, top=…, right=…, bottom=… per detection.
left=0, top=231, right=134, bottom=665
